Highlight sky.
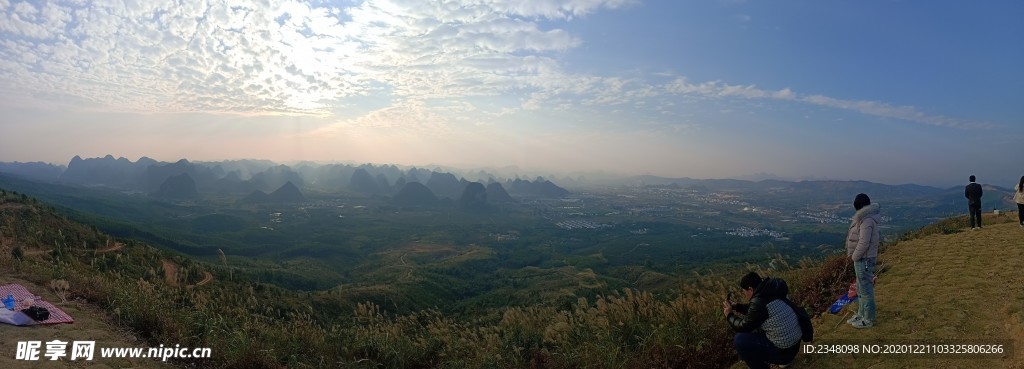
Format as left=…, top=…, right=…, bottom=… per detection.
left=0, top=0, right=1021, bottom=188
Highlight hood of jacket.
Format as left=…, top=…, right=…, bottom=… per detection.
left=851, top=203, right=881, bottom=226
left=753, top=277, right=789, bottom=301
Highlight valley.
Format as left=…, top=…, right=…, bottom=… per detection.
left=3, top=159, right=1012, bottom=318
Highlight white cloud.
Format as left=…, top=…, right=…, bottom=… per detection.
left=800, top=95, right=993, bottom=129
left=662, top=77, right=990, bottom=129
left=0, top=0, right=990, bottom=133
left=0, top=0, right=635, bottom=117
left=466, top=0, right=638, bottom=20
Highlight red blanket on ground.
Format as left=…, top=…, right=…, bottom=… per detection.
left=0, top=284, right=74, bottom=325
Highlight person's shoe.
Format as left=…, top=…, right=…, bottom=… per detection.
left=851, top=319, right=873, bottom=329
left=971, top=227, right=977, bottom=231
left=847, top=314, right=862, bottom=324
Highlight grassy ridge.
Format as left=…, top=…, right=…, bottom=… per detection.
left=15, top=189, right=984, bottom=368
left=781, top=214, right=1024, bottom=369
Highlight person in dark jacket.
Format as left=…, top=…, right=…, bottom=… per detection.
left=724, top=272, right=807, bottom=369
left=965, top=175, right=984, bottom=229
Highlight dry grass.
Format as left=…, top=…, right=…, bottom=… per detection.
left=776, top=213, right=1024, bottom=369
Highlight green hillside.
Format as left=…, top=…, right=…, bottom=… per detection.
left=1, top=189, right=1021, bottom=368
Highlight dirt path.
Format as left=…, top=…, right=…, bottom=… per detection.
left=160, top=260, right=179, bottom=287
left=768, top=217, right=1024, bottom=369
left=96, top=242, right=123, bottom=253
left=0, top=277, right=176, bottom=369
left=193, top=272, right=213, bottom=287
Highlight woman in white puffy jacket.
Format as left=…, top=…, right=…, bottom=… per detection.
left=1014, top=176, right=1024, bottom=227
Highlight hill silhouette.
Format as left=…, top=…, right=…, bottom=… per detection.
left=506, top=177, right=570, bottom=197
left=21, top=155, right=584, bottom=202
left=349, top=168, right=380, bottom=194
left=393, top=181, right=438, bottom=207
left=267, top=181, right=305, bottom=202
left=426, top=171, right=463, bottom=199
left=0, top=161, right=64, bottom=182
left=242, top=181, right=305, bottom=203
left=485, top=182, right=514, bottom=203
left=154, top=172, right=199, bottom=199
left=459, top=182, right=488, bottom=210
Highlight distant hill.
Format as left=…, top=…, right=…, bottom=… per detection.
left=249, top=165, right=304, bottom=193
left=485, top=182, right=514, bottom=203
left=375, top=173, right=392, bottom=195
left=11, top=155, right=994, bottom=208
left=268, top=181, right=305, bottom=202
left=624, top=175, right=950, bottom=197
left=426, top=171, right=464, bottom=199
left=0, top=161, right=65, bottom=182
left=241, top=190, right=269, bottom=203
left=240, top=182, right=305, bottom=204
left=6, top=155, right=574, bottom=199
left=349, top=168, right=381, bottom=194
left=506, top=177, right=570, bottom=197
left=213, top=170, right=256, bottom=194
left=393, top=177, right=408, bottom=193
left=60, top=154, right=155, bottom=188
left=459, top=182, right=488, bottom=210
left=154, top=173, right=199, bottom=199
left=393, top=182, right=438, bottom=207
left=144, top=159, right=219, bottom=192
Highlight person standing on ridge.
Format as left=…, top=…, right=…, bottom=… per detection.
left=965, top=175, right=984, bottom=230
left=846, top=193, right=880, bottom=329
left=1014, top=176, right=1024, bottom=228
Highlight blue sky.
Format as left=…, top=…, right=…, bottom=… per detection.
left=0, top=0, right=1021, bottom=187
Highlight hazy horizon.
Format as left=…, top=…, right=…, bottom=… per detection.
left=1, top=1, right=1021, bottom=189
left=2, top=153, right=1007, bottom=189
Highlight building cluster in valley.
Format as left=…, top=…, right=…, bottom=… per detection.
left=726, top=226, right=788, bottom=241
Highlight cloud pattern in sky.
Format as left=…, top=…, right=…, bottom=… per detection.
left=0, top=0, right=992, bottom=127
left=0, top=0, right=609, bottom=113
left=0, top=0, right=1020, bottom=186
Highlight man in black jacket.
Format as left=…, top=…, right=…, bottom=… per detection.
left=724, top=272, right=809, bottom=369
left=965, top=175, right=984, bottom=229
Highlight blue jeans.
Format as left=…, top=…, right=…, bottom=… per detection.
left=734, top=332, right=798, bottom=369
left=854, top=257, right=876, bottom=323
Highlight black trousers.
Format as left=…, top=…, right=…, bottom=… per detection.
left=969, top=204, right=982, bottom=228
left=1018, top=203, right=1024, bottom=225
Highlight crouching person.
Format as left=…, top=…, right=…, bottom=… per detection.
left=723, top=272, right=813, bottom=369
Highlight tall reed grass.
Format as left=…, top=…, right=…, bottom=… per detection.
left=0, top=191, right=854, bottom=368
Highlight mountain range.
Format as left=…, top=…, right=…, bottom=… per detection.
left=3, top=156, right=1020, bottom=213
left=0, top=155, right=573, bottom=203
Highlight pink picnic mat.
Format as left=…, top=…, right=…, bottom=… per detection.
left=0, top=284, right=74, bottom=325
